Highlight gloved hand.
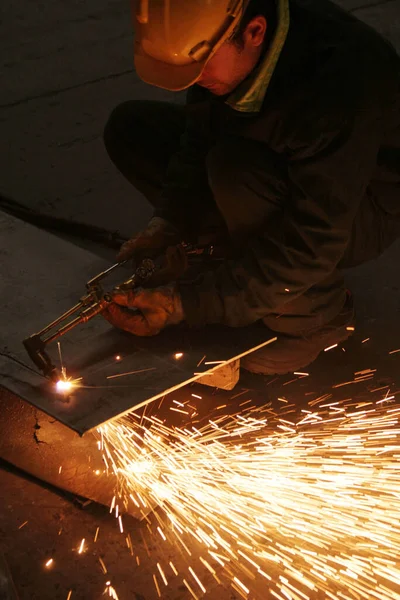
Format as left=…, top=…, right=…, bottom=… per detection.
left=102, top=283, right=184, bottom=336
left=117, top=217, right=180, bottom=263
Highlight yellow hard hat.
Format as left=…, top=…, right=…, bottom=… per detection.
left=132, top=0, right=250, bottom=91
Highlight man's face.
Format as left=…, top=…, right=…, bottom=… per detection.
left=196, top=16, right=267, bottom=96
left=197, top=41, right=250, bottom=96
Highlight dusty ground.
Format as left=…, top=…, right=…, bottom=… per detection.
left=1, top=0, right=400, bottom=598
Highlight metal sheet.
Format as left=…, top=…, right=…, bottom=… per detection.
left=0, top=212, right=273, bottom=435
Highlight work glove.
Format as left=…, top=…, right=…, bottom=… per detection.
left=117, top=217, right=181, bottom=263
left=102, top=284, right=184, bottom=336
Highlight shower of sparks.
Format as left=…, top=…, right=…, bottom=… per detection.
left=97, top=389, right=400, bottom=599
left=45, top=558, right=53, bottom=568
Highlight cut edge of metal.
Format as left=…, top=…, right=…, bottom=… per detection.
left=95, top=336, right=278, bottom=433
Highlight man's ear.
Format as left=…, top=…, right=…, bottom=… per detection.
left=243, top=16, right=267, bottom=48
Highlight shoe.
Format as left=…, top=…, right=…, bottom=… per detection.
left=241, top=293, right=355, bottom=375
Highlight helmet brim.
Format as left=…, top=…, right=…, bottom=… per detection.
left=134, top=47, right=205, bottom=91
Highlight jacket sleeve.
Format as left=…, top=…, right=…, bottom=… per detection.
left=153, top=86, right=215, bottom=233
left=178, top=75, right=392, bottom=327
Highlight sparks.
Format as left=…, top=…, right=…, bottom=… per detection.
left=78, top=538, right=85, bottom=554
left=45, top=558, right=53, bottom=568
left=118, top=515, right=124, bottom=533
left=98, top=557, right=107, bottom=574
left=55, top=379, right=73, bottom=393
left=104, top=582, right=120, bottom=599
left=324, top=343, right=338, bottom=352
left=96, top=384, right=400, bottom=600
left=106, top=367, right=156, bottom=380
left=174, top=352, right=184, bottom=359
left=153, top=574, right=161, bottom=598
left=196, top=355, right=206, bottom=367
left=157, top=562, right=168, bottom=586
left=204, top=360, right=226, bottom=365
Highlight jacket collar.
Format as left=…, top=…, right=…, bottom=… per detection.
left=226, top=0, right=290, bottom=113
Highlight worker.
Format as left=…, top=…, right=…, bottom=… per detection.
left=102, top=0, right=400, bottom=375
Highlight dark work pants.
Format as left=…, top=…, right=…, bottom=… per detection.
left=103, top=100, right=397, bottom=336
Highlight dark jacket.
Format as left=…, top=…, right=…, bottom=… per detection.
left=155, top=0, right=400, bottom=329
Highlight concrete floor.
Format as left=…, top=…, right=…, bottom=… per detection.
left=1, top=0, right=400, bottom=598
left=0, top=459, right=237, bottom=600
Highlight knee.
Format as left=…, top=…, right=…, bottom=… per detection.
left=207, top=136, right=288, bottom=188
left=206, top=141, right=241, bottom=195
left=206, top=141, right=248, bottom=220
left=206, top=137, right=289, bottom=214
left=103, top=101, right=134, bottom=154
